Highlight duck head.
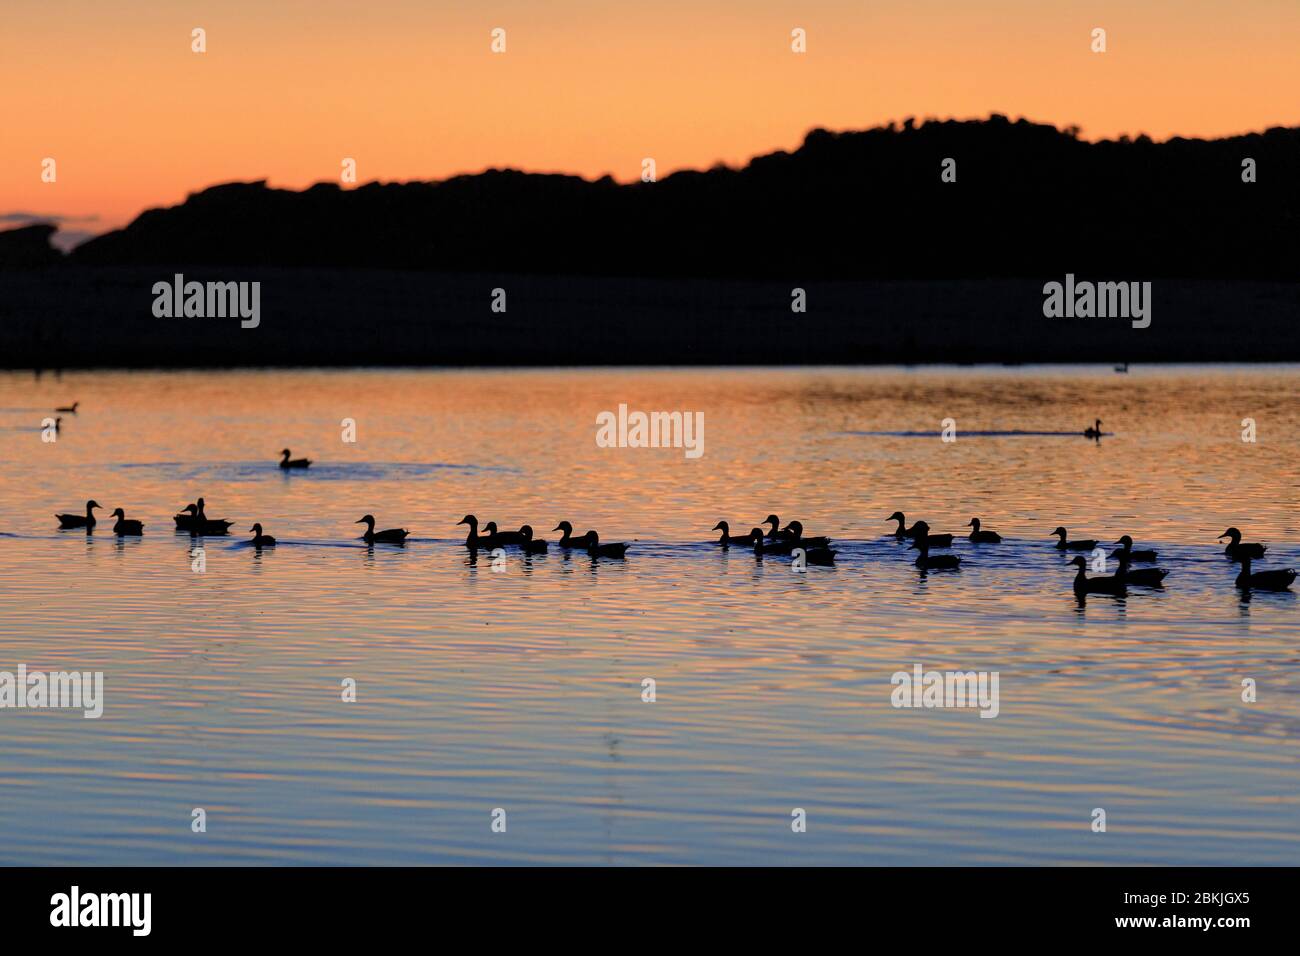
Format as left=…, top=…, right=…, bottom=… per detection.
left=519, top=525, right=534, bottom=541
left=1051, top=526, right=1068, bottom=539
left=483, top=521, right=499, bottom=535
left=86, top=500, right=101, bottom=513
left=712, top=521, right=729, bottom=533
left=887, top=511, right=905, bottom=523
left=552, top=521, right=573, bottom=534
left=748, top=527, right=765, bottom=541
left=196, top=497, right=207, bottom=516
left=457, top=514, right=479, bottom=528
left=355, top=514, right=376, bottom=528
left=1115, top=534, right=1134, bottom=548
left=111, top=508, right=126, bottom=519
left=911, top=520, right=930, bottom=534
left=1069, top=556, right=1087, bottom=569
left=784, top=520, right=804, bottom=537
left=250, top=523, right=264, bottom=534
left=763, top=514, right=780, bottom=529
left=1218, top=527, right=1242, bottom=543
left=587, top=530, right=600, bottom=546
left=180, top=503, right=198, bottom=515
left=967, top=518, right=980, bottom=529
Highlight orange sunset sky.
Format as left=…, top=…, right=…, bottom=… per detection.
left=3, top=0, right=1298, bottom=243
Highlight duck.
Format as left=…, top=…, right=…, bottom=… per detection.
left=482, top=521, right=527, bottom=546
left=55, top=401, right=79, bottom=413
left=519, top=525, right=548, bottom=554
left=552, top=521, right=594, bottom=549
left=191, top=498, right=235, bottom=535
left=886, top=511, right=912, bottom=539
left=762, top=515, right=785, bottom=540
left=907, top=520, right=953, bottom=549
left=586, top=530, right=628, bottom=558
left=56, top=499, right=101, bottom=529
left=110, top=508, right=144, bottom=535
left=967, top=518, right=1002, bottom=543
left=1111, top=535, right=1157, bottom=562
left=249, top=523, right=277, bottom=547
left=753, top=532, right=796, bottom=556
left=778, top=520, right=832, bottom=548
left=1113, top=554, right=1168, bottom=587
left=794, top=544, right=837, bottom=566
left=356, top=515, right=409, bottom=544
left=457, top=514, right=484, bottom=548
left=279, top=448, right=312, bottom=469
left=1083, top=418, right=1103, bottom=439
left=712, top=521, right=759, bottom=546
left=173, top=503, right=200, bottom=529
left=1219, top=527, right=1266, bottom=561
left=1235, top=555, right=1296, bottom=592
left=1052, top=527, right=1097, bottom=551
left=1068, top=556, right=1125, bottom=595
left=909, top=538, right=960, bottom=570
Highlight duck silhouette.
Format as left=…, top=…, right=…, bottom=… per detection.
left=55, top=401, right=79, bottom=413
left=886, top=511, right=912, bottom=539
left=110, top=508, right=144, bottom=536
left=1235, top=555, right=1296, bottom=591
left=793, top=545, right=837, bottom=566
left=778, top=520, right=831, bottom=548
left=907, top=520, right=953, bottom=549
left=519, top=525, right=548, bottom=554
left=753, top=532, right=796, bottom=556
left=482, top=521, right=527, bottom=547
left=457, top=514, right=484, bottom=548
left=1114, top=553, right=1168, bottom=587
left=1111, top=535, right=1157, bottom=562
left=1083, top=418, right=1103, bottom=439
left=56, top=499, right=100, bottom=529
left=909, top=538, right=960, bottom=570
left=1219, top=527, right=1266, bottom=561
left=249, top=523, right=277, bottom=547
left=173, top=503, right=200, bottom=529
left=190, top=498, right=235, bottom=535
left=279, top=448, right=312, bottom=469
left=1052, top=527, right=1097, bottom=551
left=713, top=521, right=759, bottom=546
left=586, top=530, right=628, bottom=558
left=356, top=515, right=409, bottom=544
left=967, top=518, right=1002, bottom=543
left=1068, top=555, right=1125, bottom=595
left=762, top=515, right=786, bottom=540
left=552, top=521, right=594, bottom=549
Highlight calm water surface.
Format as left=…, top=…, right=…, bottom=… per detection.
left=1, top=366, right=1298, bottom=865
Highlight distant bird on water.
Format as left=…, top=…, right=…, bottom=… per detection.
left=190, top=498, right=235, bottom=535
left=110, top=508, right=144, bottom=535
left=910, top=538, right=960, bottom=570
left=1052, top=527, right=1097, bottom=551
left=457, top=514, right=484, bottom=548
left=279, top=449, right=312, bottom=469
left=1219, top=527, right=1266, bottom=561
left=56, top=500, right=101, bottom=529
left=1111, top=535, right=1157, bottom=562
left=586, top=530, right=628, bottom=558
left=778, top=520, right=831, bottom=548
left=482, top=521, right=527, bottom=546
left=1235, top=556, right=1296, bottom=592
left=713, top=521, right=759, bottom=546
left=1083, top=419, right=1103, bottom=439
left=1068, top=556, right=1125, bottom=596
left=967, top=518, right=1002, bottom=543
left=55, top=401, right=79, bottom=413
left=519, top=525, right=548, bottom=554
left=249, top=523, right=277, bottom=547
left=1114, top=554, right=1168, bottom=587
left=356, top=514, right=409, bottom=544
left=552, top=521, right=594, bottom=549
left=906, top=520, right=953, bottom=549
left=173, top=503, right=200, bottom=529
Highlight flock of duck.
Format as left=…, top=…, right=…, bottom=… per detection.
left=52, top=487, right=1296, bottom=595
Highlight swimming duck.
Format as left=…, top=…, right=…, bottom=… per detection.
left=552, top=521, right=594, bottom=549
left=909, top=538, right=960, bottom=570
left=1219, top=528, right=1266, bottom=561
left=56, top=499, right=100, bottom=529
left=482, top=521, right=527, bottom=546
left=1111, top=535, right=1157, bottom=562
left=886, top=511, right=912, bottom=539
left=519, top=525, right=548, bottom=554
left=753, top=532, right=796, bottom=556
left=457, top=514, right=484, bottom=548
left=907, top=520, right=954, bottom=549
left=1235, top=555, right=1296, bottom=591
left=249, top=523, right=277, bottom=547
left=1052, top=527, right=1097, bottom=551
left=713, top=521, right=759, bottom=546
left=191, top=498, right=235, bottom=535
left=110, top=508, right=144, bottom=535
left=356, top=515, right=409, bottom=544
left=778, top=520, right=832, bottom=548
left=1083, top=419, right=1103, bottom=439
left=173, top=503, right=200, bottom=529
left=762, top=515, right=785, bottom=540
left=586, top=530, right=628, bottom=558
left=279, top=448, right=312, bottom=469
left=55, top=401, right=79, bottom=413
left=1068, top=556, right=1125, bottom=595
left=1113, top=554, right=1168, bottom=587
left=794, top=545, right=837, bottom=566
left=967, top=518, right=1002, bottom=543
